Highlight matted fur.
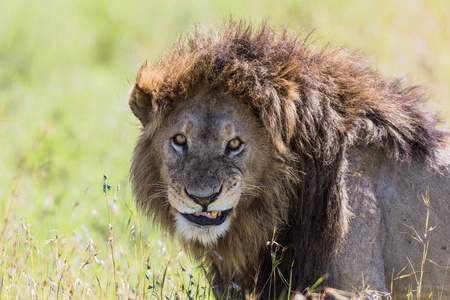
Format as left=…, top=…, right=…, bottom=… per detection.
left=129, top=20, right=446, bottom=298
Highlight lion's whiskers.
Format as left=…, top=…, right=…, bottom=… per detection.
left=143, top=191, right=168, bottom=204
left=144, top=182, right=168, bottom=190
left=156, top=198, right=171, bottom=210
left=241, top=183, right=269, bottom=198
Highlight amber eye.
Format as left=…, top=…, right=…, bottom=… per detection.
left=227, top=138, right=242, bottom=150
left=173, top=134, right=187, bottom=146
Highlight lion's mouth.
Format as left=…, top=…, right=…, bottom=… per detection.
left=181, top=209, right=230, bottom=226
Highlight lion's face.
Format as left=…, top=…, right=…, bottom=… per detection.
left=151, top=91, right=271, bottom=246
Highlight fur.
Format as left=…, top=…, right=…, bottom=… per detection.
left=129, top=20, right=446, bottom=298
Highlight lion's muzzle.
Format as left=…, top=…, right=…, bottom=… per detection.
left=181, top=186, right=231, bottom=225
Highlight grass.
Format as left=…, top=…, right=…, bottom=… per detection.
left=1, top=174, right=213, bottom=299
left=1, top=0, right=449, bottom=299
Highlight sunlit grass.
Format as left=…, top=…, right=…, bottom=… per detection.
left=1, top=0, right=449, bottom=298
left=1, top=175, right=212, bottom=299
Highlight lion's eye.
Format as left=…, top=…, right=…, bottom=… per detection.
left=173, top=134, right=187, bottom=146
left=227, top=138, right=242, bottom=151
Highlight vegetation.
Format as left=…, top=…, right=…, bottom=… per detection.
left=1, top=0, right=448, bottom=298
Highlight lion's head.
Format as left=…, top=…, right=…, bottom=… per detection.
left=130, top=81, right=291, bottom=278
left=137, top=90, right=278, bottom=246
left=129, top=20, right=444, bottom=297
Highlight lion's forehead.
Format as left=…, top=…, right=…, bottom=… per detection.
left=167, top=92, right=256, bottom=137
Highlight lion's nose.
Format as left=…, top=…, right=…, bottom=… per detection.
left=185, top=187, right=222, bottom=209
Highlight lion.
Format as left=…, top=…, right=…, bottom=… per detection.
left=128, top=20, right=450, bottom=299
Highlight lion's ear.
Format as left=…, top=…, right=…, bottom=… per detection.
left=129, top=83, right=151, bottom=126
left=129, top=62, right=158, bottom=126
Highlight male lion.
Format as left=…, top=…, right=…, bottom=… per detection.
left=129, top=21, right=450, bottom=299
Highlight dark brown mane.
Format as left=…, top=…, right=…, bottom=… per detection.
left=129, top=20, right=445, bottom=298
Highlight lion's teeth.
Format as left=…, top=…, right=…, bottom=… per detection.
left=191, top=211, right=222, bottom=218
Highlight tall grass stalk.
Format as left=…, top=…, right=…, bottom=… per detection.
left=418, top=188, right=432, bottom=300
left=0, top=171, right=22, bottom=299
left=397, top=187, right=434, bottom=300
left=102, top=175, right=118, bottom=297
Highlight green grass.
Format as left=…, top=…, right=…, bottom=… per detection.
left=1, top=0, right=449, bottom=298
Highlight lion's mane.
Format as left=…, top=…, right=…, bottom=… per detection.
left=130, top=20, right=445, bottom=297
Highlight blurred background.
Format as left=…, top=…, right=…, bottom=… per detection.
left=1, top=0, right=449, bottom=298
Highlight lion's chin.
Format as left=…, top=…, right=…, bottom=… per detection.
left=174, top=213, right=231, bottom=247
